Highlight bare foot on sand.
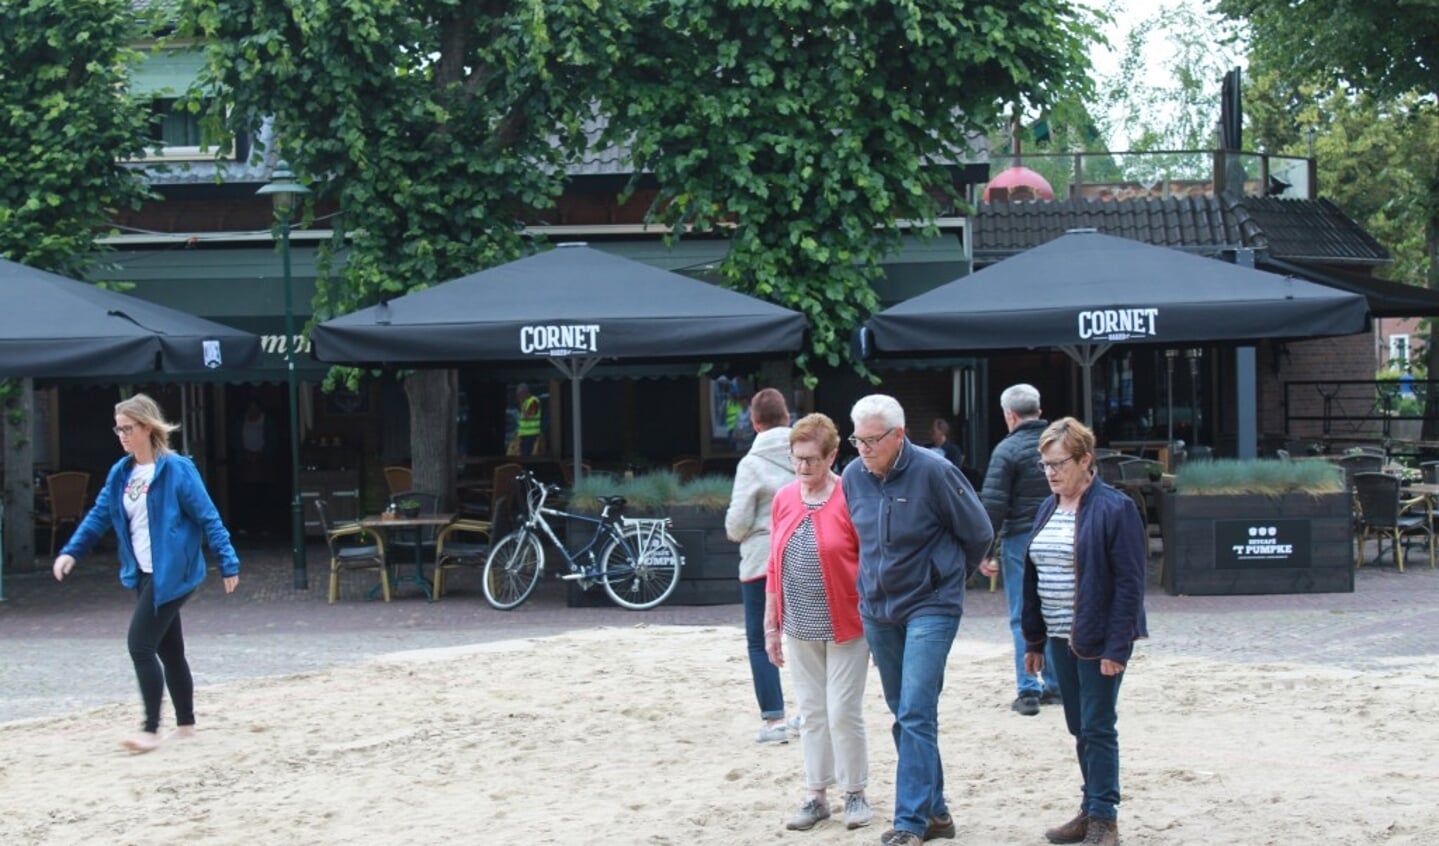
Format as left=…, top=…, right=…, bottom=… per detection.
left=121, top=732, right=162, bottom=753
left=169, top=726, right=196, bottom=740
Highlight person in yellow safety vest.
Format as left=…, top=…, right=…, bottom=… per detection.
left=516, top=383, right=542, bottom=456
left=724, top=390, right=744, bottom=449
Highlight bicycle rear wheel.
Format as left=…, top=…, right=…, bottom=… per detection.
left=599, top=524, right=682, bottom=610
left=482, top=531, right=544, bottom=610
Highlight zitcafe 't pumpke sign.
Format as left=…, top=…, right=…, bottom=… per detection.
left=520, top=323, right=601, bottom=356
left=1077, top=307, right=1160, bottom=341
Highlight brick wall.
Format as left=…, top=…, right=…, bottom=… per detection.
left=1258, top=332, right=1378, bottom=439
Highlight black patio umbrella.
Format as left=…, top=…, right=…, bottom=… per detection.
left=311, top=244, right=808, bottom=482
left=0, top=257, right=261, bottom=602
left=863, top=230, right=1370, bottom=426
left=0, top=257, right=261, bottom=379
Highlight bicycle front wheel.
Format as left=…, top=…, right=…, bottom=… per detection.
left=482, top=531, right=544, bottom=610
left=599, top=524, right=683, bottom=610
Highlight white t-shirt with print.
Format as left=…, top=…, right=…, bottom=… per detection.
left=124, top=462, right=155, bottom=574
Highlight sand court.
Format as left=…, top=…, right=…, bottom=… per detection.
left=3, top=624, right=1438, bottom=845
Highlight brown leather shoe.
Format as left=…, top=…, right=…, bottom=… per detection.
left=1081, top=817, right=1118, bottom=846
left=1044, top=810, right=1088, bottom=844
left=924, top=813, right=956, bottom=840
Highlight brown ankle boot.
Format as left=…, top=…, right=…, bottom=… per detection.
left=1081, top=816, right=1118, bottom=845
left=1044, top=810, right=1088, bottom=844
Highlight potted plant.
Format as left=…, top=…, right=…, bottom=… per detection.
left=395, top=498, right=422, bottom=518
left=1162, top=458, right=1352, bottom=596
left=567, top=470, right=738, bottom=606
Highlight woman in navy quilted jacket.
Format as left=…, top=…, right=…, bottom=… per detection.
left=53, top=393, right=240, bottom=753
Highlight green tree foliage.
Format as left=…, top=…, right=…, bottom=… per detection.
left=1216, top=0, right=1439, bottom=430
left=181, top=0, right=619, bottom=313
left=1099, top=2, right=1243, bottom=154
left=1247, top=78, right=1439, bottom=288
left=181, top=0, right=629, bottom=499
left=180, top=1, right=1097, bottom=492
left=0, top=0, right=154, bottom=272
left=0, top=0, right=156, bottom=569
left=605, top=1, right=1100, bottom=373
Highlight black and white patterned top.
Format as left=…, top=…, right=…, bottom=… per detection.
left=1029, top=507, right=1077, bottom=638
left=780, top=503, right=834, bottom=641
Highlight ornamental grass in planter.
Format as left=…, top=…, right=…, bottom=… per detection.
left=568, top=471, right=732, bottom=513
left=1162, top=458, right=1352, bottom=596
left=1172, top=458, right=1344, bottom=496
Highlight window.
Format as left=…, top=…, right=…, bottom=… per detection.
left=1390, top=334, right=1410, bottom=369
left=129, top=47, right=241, bottom=161
left=149, top=98, right=204, bottom=148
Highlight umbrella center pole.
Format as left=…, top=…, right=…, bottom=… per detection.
left=1058, top=342, right=1112, bottom=428
left=549, top=356, right=601, bottom=485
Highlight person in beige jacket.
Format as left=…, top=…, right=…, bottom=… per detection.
left=725, top=387, right=796, bottom=743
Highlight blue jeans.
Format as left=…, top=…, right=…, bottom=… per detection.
left=1001, top=531, right=1058, bottom=697
left=1048, top=637, right=1124, bottom=820
left=864, top=614, right=960, bottom=836
left=742, top=579, right=784, bottom=720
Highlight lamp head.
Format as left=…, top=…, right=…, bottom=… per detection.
left=257, top=160, right=311, bottom=215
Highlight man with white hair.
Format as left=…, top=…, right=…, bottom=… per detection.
left=978, top=384, right=1061, bottom=717
left=841, top=394, right=993, bottom=846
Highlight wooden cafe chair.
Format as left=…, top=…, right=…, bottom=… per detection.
left=433, top=518, right=493, bottom=600
left=37, top=471, right=90, bottom=557
left=383, top=466, right=413, bottom=496
left=1353, top=472, right=1435, bottom=573
left=315, top=498, right=388, bottom=603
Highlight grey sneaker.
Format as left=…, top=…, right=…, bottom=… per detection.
left=1011, top=695, right=1041, bottom=716
left=786, top=797, right=831, bottom=831
left=755, top=723, right=790, bottom=744
left=843, top=793, right=873, bottom=829
left=787, top=714, right=804, bottom=734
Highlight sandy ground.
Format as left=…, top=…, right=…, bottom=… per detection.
left=3, top=624, right=1437, bottom=846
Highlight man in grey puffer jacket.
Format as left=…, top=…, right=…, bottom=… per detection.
left=725, top=388, right=796, bottom=743
left=978, top=383, right=1060, bottom=716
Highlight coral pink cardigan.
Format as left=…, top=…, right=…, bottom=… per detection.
left=766, top=479, right=865, bottom=643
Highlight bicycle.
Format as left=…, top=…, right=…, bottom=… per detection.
left=482, top=471, right=685, bottom=611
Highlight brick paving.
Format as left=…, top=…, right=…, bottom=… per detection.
left=3, top=538, right=1437, bottom=724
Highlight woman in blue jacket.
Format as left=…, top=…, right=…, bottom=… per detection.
left=1022, top=417, right=1147, bottom=846
left=53, top=393, right=240, bottom=753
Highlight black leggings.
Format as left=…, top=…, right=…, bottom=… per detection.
left=128, top=574, right=195, bottom=734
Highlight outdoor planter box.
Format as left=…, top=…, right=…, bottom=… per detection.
left=564, top=505, right=739, bottom=608
left=1160, top=491, right=1354, bottom=596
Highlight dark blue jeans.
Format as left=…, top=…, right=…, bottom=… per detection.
left=129, top=574, right=195, bottom=734
left=1001, top=530, right=1057, bottom=697
left=1048, top=637, right=1124, bottom=820
left=741, top=578, right=784, bottom=720
left=864, top=614, right=960, bottom=836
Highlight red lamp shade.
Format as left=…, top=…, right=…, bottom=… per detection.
left=982, top=165, right=1056, bottom=202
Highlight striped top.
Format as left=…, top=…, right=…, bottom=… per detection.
left=1029, top=507, right=1077, bottom=638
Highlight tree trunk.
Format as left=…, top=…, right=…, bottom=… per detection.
left=2, top=379, right=37, bottom=571
left=404, top=369, right=458, bottom=510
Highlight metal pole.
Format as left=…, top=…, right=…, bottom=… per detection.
left=281, top=214, right=308, bottom=589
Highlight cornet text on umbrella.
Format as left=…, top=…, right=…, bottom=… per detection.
left=1077, top=307, right=1159, bottom=340
left=519, top=323, right=601, bottom=356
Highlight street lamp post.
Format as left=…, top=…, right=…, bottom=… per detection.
left=258, top=162, right=312, bottom=590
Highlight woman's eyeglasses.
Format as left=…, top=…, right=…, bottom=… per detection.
left=112, top=425, right=137, bottom=436
left=1038, top=456, right=1076, bottom=473
left=790, top=454, right=828, bottom=467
